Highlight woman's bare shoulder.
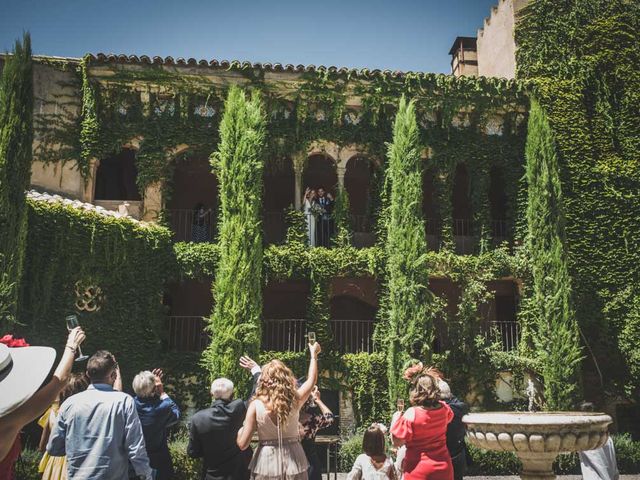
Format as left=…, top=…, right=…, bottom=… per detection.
left=403, top=407, right=417, bottom=421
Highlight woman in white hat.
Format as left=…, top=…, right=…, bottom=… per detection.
left=0, top=327, right=86, bottom=473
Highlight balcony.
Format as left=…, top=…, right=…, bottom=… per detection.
left=167, top=209, right=216, bottom=243
left=167, top=315, right=209, bottom=351
left=262, top=318, right=376, bottom=353
left=486, top=320, right=521, bottom=352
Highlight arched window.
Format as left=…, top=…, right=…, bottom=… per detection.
left=489, top=167, right=508, bottom=239
left=262, top=281, right=310, bottom=351
left=303, top=154, right=337, bottom=195
left=166, top=155, right=218, bottom=242
left=330, top=294, right=377, bottom=353
left=94, top=148, right=141, bottom=201
left=264, top=158, right=295, bottom=244
left=345, top=156, right=373, bottom=233
left=452, top=163, right=472, bottom=236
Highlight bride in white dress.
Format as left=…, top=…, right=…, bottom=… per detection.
left=303, top=188, right=317, bottom=247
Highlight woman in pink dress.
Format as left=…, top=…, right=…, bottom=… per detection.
left=390, top=374, right=454, bottom=480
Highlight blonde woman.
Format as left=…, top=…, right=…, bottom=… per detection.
left=237, top=342, right=321, bottom=480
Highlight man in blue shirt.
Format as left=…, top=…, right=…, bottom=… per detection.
left=47, top=350, right=153, bottom=480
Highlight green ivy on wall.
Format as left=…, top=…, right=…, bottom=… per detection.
left=516, top=0, right=640, bottom=400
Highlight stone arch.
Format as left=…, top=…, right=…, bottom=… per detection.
left=303, top=153, right=338, bottom=196
left=166, top=149, right=218, bottom=242
left=264, top=157, right=295, bottom=244
left=94, top=148, right=141, bottom=201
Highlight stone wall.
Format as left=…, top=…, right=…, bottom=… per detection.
left=477, top=0, right=529, bottom=79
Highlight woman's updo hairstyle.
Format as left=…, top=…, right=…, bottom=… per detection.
left=409, top=373, right=441, bottom=408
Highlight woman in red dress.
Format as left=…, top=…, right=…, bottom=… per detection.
left=390, top=373, right=454, bottom=480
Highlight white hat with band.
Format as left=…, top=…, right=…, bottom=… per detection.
left=0, top=343, right=56, bottom=418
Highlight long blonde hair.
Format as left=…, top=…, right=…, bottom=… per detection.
left=255, top=359, right=297, bottom=426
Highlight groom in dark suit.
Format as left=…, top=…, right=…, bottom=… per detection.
left=316, top=187, right=334, bottom=247
left=187, top=356, right=261, bottom=480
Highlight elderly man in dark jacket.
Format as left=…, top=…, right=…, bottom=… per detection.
left=439, top=380, right=469, bottom=480
left=188, top=356, right=261, bottom=480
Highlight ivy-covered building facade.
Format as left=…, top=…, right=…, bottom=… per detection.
left=1, top=0, right=638, bottom=436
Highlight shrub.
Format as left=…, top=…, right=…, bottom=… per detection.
left=466, top=443, right=521, bottom=475
left=168, top=433, right=203, bottom=480
left=15, top=447, right=41, bottom=480
left=615, top=433, right=640, bottom=474
left=338, top=432, right=363, bottom=472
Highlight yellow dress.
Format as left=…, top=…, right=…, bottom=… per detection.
left=38, top=405, right=68, bottom=480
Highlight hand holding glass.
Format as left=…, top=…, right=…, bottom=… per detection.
left=65, top=315, right=88, bottom=362
left=397, top=398, right=405, bottom=412
left=307, top=331, right=316, bottom=345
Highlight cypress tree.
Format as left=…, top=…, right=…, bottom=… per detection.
left=525, top=97, right=582, bottom=410
left=0, top=33, right=33, bottom=326
left=382, top=96, right=433, bottom=402
left=202, top=86, right=266, bottom=393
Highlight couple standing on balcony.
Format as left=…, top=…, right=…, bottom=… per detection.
left=303, top=187, right=334, bottom=247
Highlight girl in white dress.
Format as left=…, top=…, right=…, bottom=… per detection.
left=303, top=188, right=317, bottom=247
left=347, top=424, right=398, bottom=480
left=237, top=342, right=322, bottom=480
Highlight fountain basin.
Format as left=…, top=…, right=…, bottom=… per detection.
left=463, top=412, right=612, bottom=480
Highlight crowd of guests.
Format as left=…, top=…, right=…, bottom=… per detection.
left=0, top=329, right=619, bottom=480
left=303, top=187, right=334, bottom=247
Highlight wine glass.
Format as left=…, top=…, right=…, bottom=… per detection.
left=396, top=398, right=405, bottom=412
left=307, top=331, right=316, bottom=345
left=65, top=315, right=88, bottom=362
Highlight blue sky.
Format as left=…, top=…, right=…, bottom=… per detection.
left=0, top=0, right=497, bottom=74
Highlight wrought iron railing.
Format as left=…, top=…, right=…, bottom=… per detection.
left=492, top=219, right=508, bottom=241
left=263, top=211, right=287, bottom=245
left=350, top=214, right=372, bottom=233
left=302, top=212, right=335, bottom=248
left=487, top=320, right=521, bottom=352
left=262, top=318, right=307, bottom=351
left=167, top=209, right=217, bottom=243
left=262, top=318, right=376, bottom=353
left=167, top=316, right=209, bottom=352
left=330, top=319, right=375, bottom=354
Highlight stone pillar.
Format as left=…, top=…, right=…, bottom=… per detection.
left=337, top=165, right=346, bottom=189
left=294, top=158, right=304, bottom=210
left=82, top=158, right=99, bottom=203
left=142, top=181, right=163, bottom=222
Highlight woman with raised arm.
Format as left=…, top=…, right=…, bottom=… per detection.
left=237, top=342, right=321, bottom=480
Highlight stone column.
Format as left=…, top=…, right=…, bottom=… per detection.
left=82, top=158, right=99, bottom=203
left=142, top=181, right=163, bottom=222
left=294, top=157, right=304, bottom=210
left=337, top=165, right=346, bottom=189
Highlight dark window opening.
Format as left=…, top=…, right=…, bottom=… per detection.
left=489, top=167, right=508, bottom=239
left=94, top=149, right=141, bottom=201
left=452, top=163, right=472, bottom=235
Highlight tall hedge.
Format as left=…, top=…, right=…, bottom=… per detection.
left=0, top=33, right=33, bottom=327
left=202, top=86, right=266, bottom=392
left=525, top=98, right=582, bottom=410
left=381, top=96, right=432, bottom=402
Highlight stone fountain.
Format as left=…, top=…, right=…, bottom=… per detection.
left=463, top=411, right=613, bottom=480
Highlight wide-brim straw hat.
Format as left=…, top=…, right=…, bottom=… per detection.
left=0, top=343, right=56, bottom=418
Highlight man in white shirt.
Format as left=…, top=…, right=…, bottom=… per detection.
left=48, top=350, right=153, bottom=480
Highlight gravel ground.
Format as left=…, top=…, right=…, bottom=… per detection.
left=326, top=476, right=640, bottom=480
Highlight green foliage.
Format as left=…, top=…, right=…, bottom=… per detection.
left=343, top=352, right=390, bottom=426
left=466, top=443, right=521, bottom=475
left=202, top=86, right=266, bottom=392
left=338, top=433, right=363, bottom=471
left=17, top=198, right=173, bottom=384
left=0, top=33, right=33, bottom=327
left=168, top=432, right=203, bottom=480
left=380, top=96, right=433, bottom=403
left=516, top=0, right=640, bottom=401
left=525, top=97, right=582, bottom=409
left=331, top=187, right=353, bottom=248
left=15, top=447, right=41, bottom=480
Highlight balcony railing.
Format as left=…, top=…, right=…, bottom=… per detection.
left=262, top=318, right=307, bottom=351
left=167, top=209, right=217, bottom=243
left=262, top=318, right=376, bottom=353
left=492, top=219, right=508, bottom=242
left=330, top=319, right=375, bottom=354
left=486, top=320, right=521, bottom=352
left=263, top=211, right=287, bottom=245
left=167, top=316, right=209, bottom=351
